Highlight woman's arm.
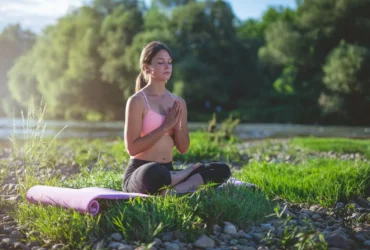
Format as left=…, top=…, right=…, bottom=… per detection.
left=124, top=94, right=181, bottom=156
left=173, top=97, right=190, bottom=154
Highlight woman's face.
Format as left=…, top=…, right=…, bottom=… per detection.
left=146, top=49, right=172, bottom=82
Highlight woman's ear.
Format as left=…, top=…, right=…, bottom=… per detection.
left=143, top=63, right=150, bottom=73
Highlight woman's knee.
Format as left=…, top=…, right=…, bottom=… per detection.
left=207, top=162, right=231, bottom=179
left=198, top=162, right=231, bottom=184
left=141, top=163, right=171, bottom=194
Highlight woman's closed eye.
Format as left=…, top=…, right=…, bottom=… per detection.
left=158, top=61, right=172, bottom=65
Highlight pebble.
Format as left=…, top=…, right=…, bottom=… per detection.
left=193, top=235, right=215, bottom=248
left=111, top=232, right=123, bottom=241
left=223, top=222, right=237, bottom=234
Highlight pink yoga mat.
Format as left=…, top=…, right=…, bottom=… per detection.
left=26, top=178, right=257, bottom=216
left=26, top=186, right=151, bottom=216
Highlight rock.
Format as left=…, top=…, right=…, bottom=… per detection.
left=117, top=244, right=134, bottom=250
left=193, top=235, right=215, bottom=248
left=161, top=232, right=174, bottom=242
left=230, top=233, right=240, bottom=239
left=260, top=224, right=275, bottom=232
left=309, top=205, right=320, bottom=212
left=52, top=243, right=65, bottom=249
left=2, top=238, right=15, bottom=246
left=229, top=239, right=238, bottom=245
left=0, top=241, right=9, bottom=248
left=282, top=209, right=297, bottom=218
left=358, top=197, right=370, bottom=207
left=219, top=233, right=232, bottom=241
left=312, top=214, right=321, bottom=221
left=363, top=240, right=370, bottom=246
left=298, top=213, right=310, bottom=220
left=3, top=226, right=15, bottom=234
left=223, top=222, right=237, bottom=234
left=355, top=232, right=368, bottom=242
left=108, top=241, right=121, bottom=249
left=238, top=238, right=249, bottom=246
left=213, top=224, right=222, bottom=234
left=14, top=242, right=29, bottom=250
left=153, top=238, right=162, bottom=246
left=135, top=246, right=146, bottom=250
left=174, top=231, right=185, bottom=241
left=111, top=233, right=123, bottom=241
left=326, top=234, right=354, bottom=249
left=10, top=230, right=24, bottom=239
left=252, top=233, right=263, bottom=242
left=237, top=246, right=256, bottom=250
left=92, top=239, right=107, bottom=250
left=244, top=234, right=253, bottom=240
left=164, top=243, right=179, bottom=250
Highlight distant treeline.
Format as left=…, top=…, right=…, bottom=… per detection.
left=1, top=0, right=370, bottom=125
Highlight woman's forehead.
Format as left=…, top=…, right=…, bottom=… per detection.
left=154, top=49, right=171, bottom=59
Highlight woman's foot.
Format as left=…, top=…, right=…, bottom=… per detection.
left=169, top=163, right=203, bottom=186
left=173, top=173, right=204, bottom=193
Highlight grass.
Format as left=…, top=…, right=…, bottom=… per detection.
left=291, top=137, right=370, bottom=159
left=235, top=158, right=370, bottom=207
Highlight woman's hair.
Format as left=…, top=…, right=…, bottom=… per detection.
left=135, top=41, right=172, bottom=92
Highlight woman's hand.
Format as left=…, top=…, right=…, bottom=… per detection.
left=173, top=107, right=182, bottom=131
left=162, top=100, right=182, bottom=132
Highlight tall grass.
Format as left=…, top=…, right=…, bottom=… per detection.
left=236, top=158, right=370, bottom=206
left=9, top=97, right=66, bottom=190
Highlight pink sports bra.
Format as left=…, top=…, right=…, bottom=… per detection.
left=141, top=90, right=176, bottom=136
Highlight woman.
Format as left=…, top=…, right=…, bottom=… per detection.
left=122, top=41, right=231, bottom=195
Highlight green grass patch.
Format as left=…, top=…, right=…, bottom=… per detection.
left=15, top=169, right=273, bottom=247
left=235, top=158, right=370, bottom=207
left=291, top=137, right=370, bottom=159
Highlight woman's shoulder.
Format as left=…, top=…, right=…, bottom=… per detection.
left=127, top=91, right=145, bottom=107
left=168, top=91, right=185, bottom=103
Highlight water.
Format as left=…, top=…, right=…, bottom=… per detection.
left=0, top=118, right=369, bottom=142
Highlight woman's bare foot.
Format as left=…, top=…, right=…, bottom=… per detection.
left=173, top=173, right=204, bottom=193
left=169, top=163, right=203, bottom=186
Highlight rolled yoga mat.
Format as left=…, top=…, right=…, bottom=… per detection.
left=26, top=178, right=258, bottom=216
left=26, top=186, right=151, bottom=216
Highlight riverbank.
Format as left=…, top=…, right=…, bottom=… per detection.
left=0, top=135, right=370, bottom=250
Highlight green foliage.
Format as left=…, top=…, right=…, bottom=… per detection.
left=2, top=0, right=370, bottom=125
left=0, top=24, right=35, bottom=116
left=323, top=41, right=370, bottom=94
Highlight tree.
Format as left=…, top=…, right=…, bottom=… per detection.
left=0, top=24, right=35, bottom=116
left=98, top=4, right=144, bottom=100
left=321, top=41, right=370, bottom=124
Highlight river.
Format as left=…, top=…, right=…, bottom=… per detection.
left=0, top=118, right=369, bottom=143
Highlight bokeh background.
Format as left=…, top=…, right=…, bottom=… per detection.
left=1, top=0, right=369, bottom=127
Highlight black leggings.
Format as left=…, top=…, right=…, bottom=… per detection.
left=122, top=159, right=231, bottom=195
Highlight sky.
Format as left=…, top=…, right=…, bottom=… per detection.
left=0, top=0, right=297, bottom=34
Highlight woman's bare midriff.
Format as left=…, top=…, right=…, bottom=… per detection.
left=132, top=134, right=175, bottom=163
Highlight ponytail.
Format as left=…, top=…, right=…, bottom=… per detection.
left=135, top=71, right=147, bottom=93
